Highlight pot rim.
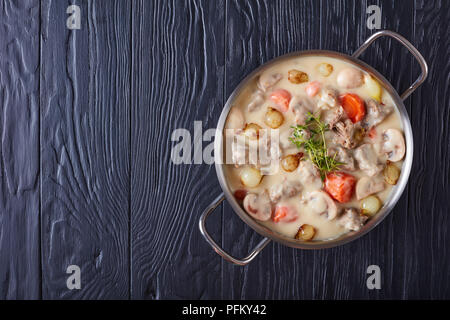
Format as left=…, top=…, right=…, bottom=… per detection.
left=213, top=49, right=414, bottom=250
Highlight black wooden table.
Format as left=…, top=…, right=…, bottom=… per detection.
left=0, top=0, right=448, bottom=300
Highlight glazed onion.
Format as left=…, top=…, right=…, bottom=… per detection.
left=243, top=123, right=262, bottom=140
left=360, top=195, right=381, bottom=216
left=240, top=167, right=262, bottom=188
left=281, top=153, right=302, bottom=172
left=288, top=69, right=309, bottom=84
left=264, top=107, right=284, bottom=129
left=383, top=162, right=401, bottom=185
left=317, top=63, right=333, bottom=77
left=295, top=224, right=316, bottom=241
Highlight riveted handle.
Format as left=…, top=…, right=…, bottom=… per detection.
left=199, top=194, right=271, bottom=266
left=353, top=30, right=428, bottom=100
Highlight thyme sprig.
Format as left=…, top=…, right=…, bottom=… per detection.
left=289, top=112, right=344, bottom=180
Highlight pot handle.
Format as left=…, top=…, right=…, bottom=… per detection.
left=352, top=30, right=428, bottom=101
left=199, top=193, right=271, bottom=266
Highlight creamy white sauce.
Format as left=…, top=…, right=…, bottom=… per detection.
left=223, top=55, right=404, bottom=241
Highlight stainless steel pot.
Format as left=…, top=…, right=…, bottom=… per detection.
left=199, top=30, right=428, bottom=266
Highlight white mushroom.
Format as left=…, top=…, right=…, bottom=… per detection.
left=306, top=191, right=338, bottom=220
left=382, top=129, right=406, bottom=162
left=258, top=73, right=282, bottom=92
left=355, top=176, right=385, bottom=200
left=243, top=192, right=272, bottom=221
left=337, top=68, right=364, bottom=89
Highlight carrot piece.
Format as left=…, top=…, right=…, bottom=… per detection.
left=273, top=206, right=297, bottom=223
left=273, top=207, right=287, bottom=222
left=340, top=93, right=366, bottom=123
left=234, top=189, right=248, bottom=201
left=368, top=127, right=377, bottom=139
left=324, top=172, right=356, bottom=203
left=270, top=89, right=291, bottom=112
left=305, top=81, right=321, bottom=97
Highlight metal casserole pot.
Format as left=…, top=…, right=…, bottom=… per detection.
left=199, top=30, right=428, bottom=266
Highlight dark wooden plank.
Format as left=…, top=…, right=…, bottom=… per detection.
left=406, top=0, right=450, bottom=299
left=40, top=0, right=130, bottom=299
left=222, top=0, right=417, bottom=299
left=131, top=0, right=225, bottom=299
left=0, top=0, right=41, bottom=299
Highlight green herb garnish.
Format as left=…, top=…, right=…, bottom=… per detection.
left=289, top=112, right=344, bottom=180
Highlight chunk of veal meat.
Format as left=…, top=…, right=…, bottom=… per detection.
left=225, top=107, right=244, bottom=130
left=333, top=119, right=357, bottom=149
left=247, top=89, right=265, bottom=112
left=289, top=96, right=313, bottom=125
left=329, top=146, right=355, bottom=171
left=269, top=179, right=302, bottom=202
left=258, top=73, right=282, bottom=92
left=317, top=87, right=339, bottom=109
left=230, top=129, right=282, bottom=171
left=362, top=99, right=393, bottom=129
left=280, top=126, right=311, bottom=150
left=298, top=160, right=323, bottom=190
left=258, top=131, right=282, bottom=175
left=338, top=208, right=368, bottom=231
left=354, top=143, right=383, bottom=176
left=230, top=132, right=248, bottom=166
left=279, top=127, right=294, bottom=149
left=323, top=106, right=345, bottom=129
left=355, top=176, right=385, bottom=200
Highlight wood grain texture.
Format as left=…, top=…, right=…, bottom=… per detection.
left=407, top=0, right=450, bottom=299
left=40, top=0, right=130, bottom=299
left=130, top=0, right=225, bottom=299
left=0, top=0, right=41, bottom=299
